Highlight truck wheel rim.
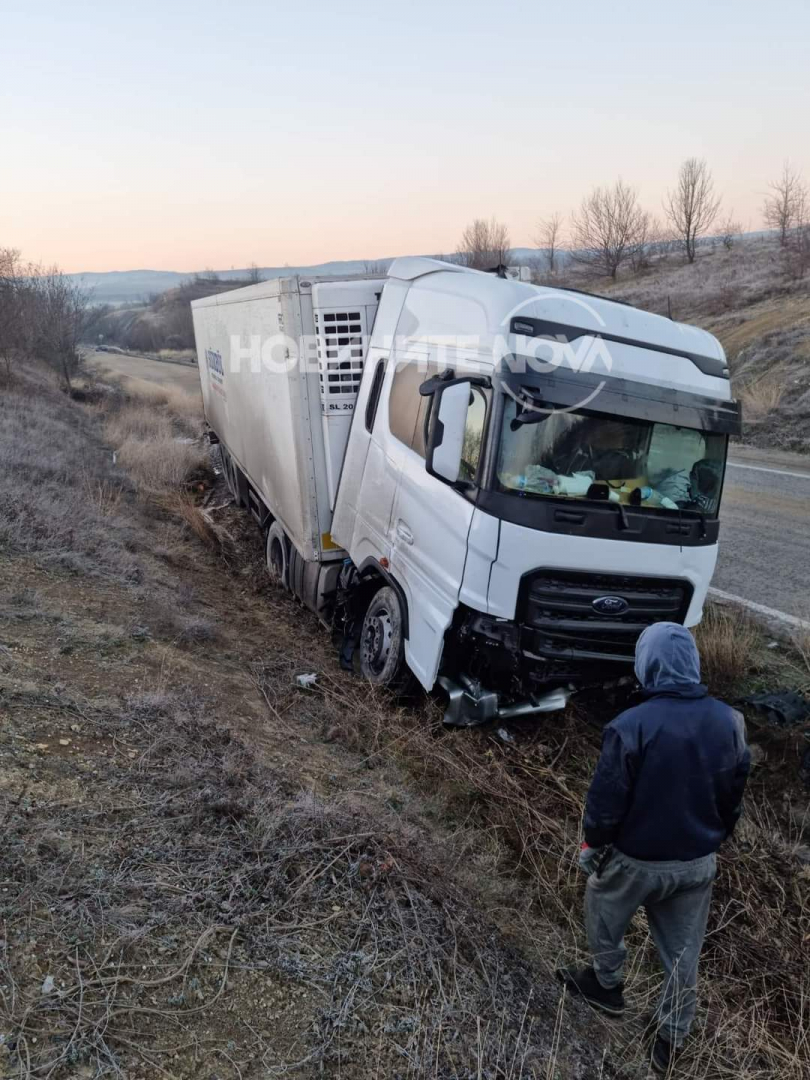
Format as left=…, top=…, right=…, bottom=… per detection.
left=362, top=609, right=393, bottom=675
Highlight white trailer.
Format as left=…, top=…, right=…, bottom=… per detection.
left=193, top=274, right=383, bottom=588
left=193, top=260, right=741, bottom=724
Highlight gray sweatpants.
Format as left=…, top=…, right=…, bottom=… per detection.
left=585, top=849, right=716, bottom=1045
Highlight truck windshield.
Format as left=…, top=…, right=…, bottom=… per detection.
left=497, top=397, right=727, bottom=515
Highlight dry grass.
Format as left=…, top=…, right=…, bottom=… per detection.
left=0, top=364, right=144, bottom=583
left=115, top=432, right=209, bottom=493
left=247, top=606, right=809, bottom=1080
left=119, top=380, right=204, bottom=428
left=101, top=381, right=212, bottom=514
left=0, top=684, right=607, bottom=1079
left=693, top=603, right=763, bottom=697
left=105, top=401, right=174, bottom=444
left=737, top=373, right=787, bottom=419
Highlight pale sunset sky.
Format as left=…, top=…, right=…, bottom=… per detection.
left=2, top=0, right=808, bottom=273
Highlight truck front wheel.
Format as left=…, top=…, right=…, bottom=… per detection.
left=359, top=586, right=407, bottom=688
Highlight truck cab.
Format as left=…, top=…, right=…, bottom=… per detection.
left=330, top=258, right=740, bottom=722
left=192, top=257, right=740, bottom=725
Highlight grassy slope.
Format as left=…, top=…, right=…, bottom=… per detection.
left=0, top=365, right=808, bottom=1078
left=597, top=237, right=810, bottom=452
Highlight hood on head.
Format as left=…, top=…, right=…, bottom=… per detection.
left=634, top=621, right=701, bottom=690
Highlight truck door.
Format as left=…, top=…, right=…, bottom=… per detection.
left=385, top=357, right=489, bottom=689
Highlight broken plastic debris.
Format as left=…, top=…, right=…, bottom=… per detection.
left=744, top=690, right=810, bottom=728
left=496, top=726, right=516, bottom=745
left=295, top=673, right=318, bottom=689
left=41, top=975, right=55, bottom=996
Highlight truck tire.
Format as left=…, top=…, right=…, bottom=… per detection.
left=265, top=522, right=289, bottom=589
left=220, top=448, right=238, bottom=503
left=359, top=586, right=407, bottom=688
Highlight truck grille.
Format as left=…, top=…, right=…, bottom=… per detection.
left=521, top=569, right=693, bottom=667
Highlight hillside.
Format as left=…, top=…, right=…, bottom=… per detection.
left=83, top=236, right=810, bottom=451
left=1, top=360, right=808, bottom=1078
left=591, top=236, right=810, bottom=453
left=85, top=275, right=255, bottom=353
left=72, top=249, right=547, bottom=304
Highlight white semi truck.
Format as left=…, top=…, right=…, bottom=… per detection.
left=191, top=258, right=740, bottom=724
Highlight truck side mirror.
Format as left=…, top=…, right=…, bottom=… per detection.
left=426, top=381, right=471, bottom=484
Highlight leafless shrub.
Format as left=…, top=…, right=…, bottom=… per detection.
left=664, top=157, right=722, bottom=263
left=764, top=161, right=808, bottom=246
left=456, top=216, right=511, bottom=270
left=30, top=267, right=91, bottom=389
left=716, top=211, right=743, bottom=250
left=628, top=214, right=667, bottom=273
left=569, top=179, right=648, bottom=279
left=784, top=221, right=810, bottom=281
left=0, top=247, right=36, bottom=381
left=535, top=211, right=564, bottom=274
left=156, top=491, right=235, bottom=552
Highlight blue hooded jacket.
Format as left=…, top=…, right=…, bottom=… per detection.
left=584, top=622, right=751, bottom=861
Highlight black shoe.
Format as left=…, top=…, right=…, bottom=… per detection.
left=557, top=965, right=625, bottom=1016
left=651, top=1034, right=678, bottom=1074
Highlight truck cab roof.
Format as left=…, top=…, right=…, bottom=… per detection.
left=385, top=257, right=730, bottom=400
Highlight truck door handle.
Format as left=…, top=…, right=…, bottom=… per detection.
left=396, top=521, right=414, bottom=545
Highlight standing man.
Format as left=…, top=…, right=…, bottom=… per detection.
left=559, top=622, right=750, bottom=1074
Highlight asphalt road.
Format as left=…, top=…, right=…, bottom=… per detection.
left=715, top=446, right=810, bottom=627
left=83, top=349, right=809, bottom=627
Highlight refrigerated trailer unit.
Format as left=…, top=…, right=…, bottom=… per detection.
left=192, top=259, right=741, bottom=724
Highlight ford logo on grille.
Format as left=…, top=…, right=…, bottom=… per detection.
left=592, top=595, right=629, bottom=615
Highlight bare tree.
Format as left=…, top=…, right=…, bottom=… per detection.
left=627, top=214, right=668, bottom=273
left=784, top=186, right=810, bottom=279
left=715, top=212, right=743, bottom=251
left=535, top=212, right=564, bottom=274
left=664, top=158, right=721, bottom=263
left=456, top=217, right=511, bottom=270
left=32, top=269, right=90, bottom=390
left=569, top=179, right=646, bottom=279
left=0, top=248, right=30, bottom=379
left=763, top=162, right=808, bottom=246
left=247, top=263, right=263, bottom=284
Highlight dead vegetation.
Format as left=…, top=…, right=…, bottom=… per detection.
left=258, top=656, right=810, bottom=1080
left=692, top=604, right=762, bottom=698
left=1, top=368, right=808, bottom=1078
left=601, top=236, right=810, bottom=452
left=1, top=685, right=599, bottom=1079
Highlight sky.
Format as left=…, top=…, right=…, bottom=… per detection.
left=2, top=0, right=809, bottom=273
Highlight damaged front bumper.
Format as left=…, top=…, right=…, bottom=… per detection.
left=437, top=673, right=572, bottom=727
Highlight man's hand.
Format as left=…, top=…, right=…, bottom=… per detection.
left=578, top=843, right=612, bottom=877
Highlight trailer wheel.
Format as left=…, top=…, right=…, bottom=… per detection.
left=359, top=586, right=407, bottom=688
left=265, top=522, right=289, bottom=589
left=220, top=448, right=238, bottom=503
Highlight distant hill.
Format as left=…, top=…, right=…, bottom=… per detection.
left=71, top=249, right=547, bottom=304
